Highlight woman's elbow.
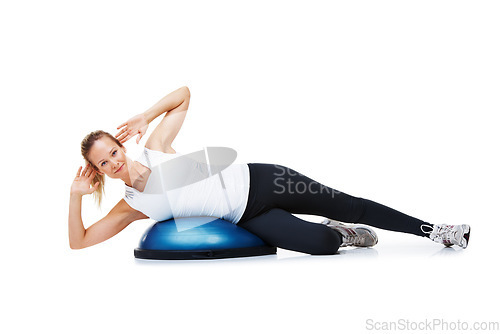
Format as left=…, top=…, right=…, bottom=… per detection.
left=69, top=242, right=82, bottom=250
left=69, top=239, right=88, bottom=250
left=182, top=86, right=190, bottom=98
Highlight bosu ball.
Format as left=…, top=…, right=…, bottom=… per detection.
left=134, top=217, right=277, bottom=260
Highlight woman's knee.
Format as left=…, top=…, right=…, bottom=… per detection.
left=306, top=226, right=341, bottom=255
left=283, top=224, right=341, bottom=255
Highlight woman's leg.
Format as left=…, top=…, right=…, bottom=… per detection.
left=241, top=163, right=431, bottom=237
left=238, top=208, right=342, bottom=255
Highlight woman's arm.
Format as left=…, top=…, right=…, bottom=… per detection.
left=143, top=86, right=190, bottom=125
left=115, top=86, right=190, bottom=153
left=145, top=86, right=190, bottom=153
left=69, top=198, right=147, bottom=249
left=68, top=165, right=148, bottom=249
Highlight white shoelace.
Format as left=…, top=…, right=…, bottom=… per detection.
left=420, top=224, right=434, bottom=235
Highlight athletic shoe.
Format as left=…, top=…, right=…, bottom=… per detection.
left=321, top=219, right=378, bottom=247
left=421, top=224, right=470, bottom=249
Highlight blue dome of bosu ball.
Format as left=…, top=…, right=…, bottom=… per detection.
left=134, top=217, right=277, bottom=260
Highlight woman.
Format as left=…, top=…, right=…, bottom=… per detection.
left=69, top=86, right=470, bottom=253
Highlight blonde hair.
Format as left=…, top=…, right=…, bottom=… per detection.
left=80, top=130, right=124, bottom=207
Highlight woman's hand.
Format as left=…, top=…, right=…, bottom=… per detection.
left=70, top=164, right=99, bottom=196
left=115, top=113, right=149, bottom=144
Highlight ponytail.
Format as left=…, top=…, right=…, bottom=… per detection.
left=91, top=172, right=105, bottom=207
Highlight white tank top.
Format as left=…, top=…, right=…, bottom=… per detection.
left=123, top=147, right=250, bottom=224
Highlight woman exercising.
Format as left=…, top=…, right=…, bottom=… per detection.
left=69, top=86, right=471, bottom=253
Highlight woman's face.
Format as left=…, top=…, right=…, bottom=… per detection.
left=88, top=136, right=128, bottom=179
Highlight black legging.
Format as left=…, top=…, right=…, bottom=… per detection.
left=237, top=163, right=431, bottom=255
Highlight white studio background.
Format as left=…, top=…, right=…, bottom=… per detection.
left=1, top=1, right=499, bottom=333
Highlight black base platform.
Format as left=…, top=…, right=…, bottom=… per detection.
left=134, top=245, right=277, bottom=260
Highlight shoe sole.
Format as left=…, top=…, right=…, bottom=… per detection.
left=461, top=224, right=470, bottom=249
